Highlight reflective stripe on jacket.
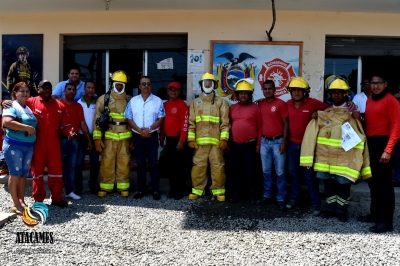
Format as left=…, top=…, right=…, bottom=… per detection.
left=300, top=108, right=372, bottom=182
left=188, top=93, right=230, bottom=145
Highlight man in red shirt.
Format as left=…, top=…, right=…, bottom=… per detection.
left=359, top=73, right=400, bottom=233
left=286, top=77, right=328, bottom=215
left=258, top=80, right=289, bottom=211
left=59, top=83, right=92, bottom=200
left=229, top=78, right=261, bottom=204
left=159, top=82, right=188, bottom=200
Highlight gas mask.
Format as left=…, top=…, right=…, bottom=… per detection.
left=202, top=80, right=214, bottom=94
left=112, top=82, right=125, bottom=94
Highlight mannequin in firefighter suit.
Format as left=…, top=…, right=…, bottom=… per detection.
left=7, top=46, right=38, bottom=97
left=188, top=73, right=230, bottom=201
left=93, top=71, right=133, bottom=197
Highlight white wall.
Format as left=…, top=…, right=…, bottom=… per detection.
left=1, top=10, right=400, bottom=100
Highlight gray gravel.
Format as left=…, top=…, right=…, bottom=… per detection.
left=1, top=178, right=400, bottom=266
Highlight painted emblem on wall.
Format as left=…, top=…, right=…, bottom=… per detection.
left=211, top=41, right=303, bottom=103
left=215, top=52, right=256, bottom=102
left=258, top=58, right=296, bottom=97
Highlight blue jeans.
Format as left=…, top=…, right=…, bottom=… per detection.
left=134, top=133, right=159, bottom=193
left=75, top=134, right=99, bottom=191
left=260, top=137, right=286, bottom=201
left=287, top=140, right=320, bottom=207
left=60, top=138, right=79, bottom=194
left=2, top=141, right=34, bottom=177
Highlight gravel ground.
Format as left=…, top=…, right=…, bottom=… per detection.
left=1, top=179, right=400, bottom=265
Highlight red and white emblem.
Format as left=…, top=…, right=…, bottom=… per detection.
left=271, top=106, right=276, bottom=112
left=258, top=58, right=296, bottom=97
left=171, top=107, right=177, bottom=114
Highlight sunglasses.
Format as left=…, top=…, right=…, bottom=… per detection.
left=141, top=82, right=151, bottom=87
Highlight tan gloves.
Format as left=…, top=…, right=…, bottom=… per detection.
left=94, top=139, right=105, bottom=153
left=188, top=141, right=199, bottom=149
left=217, top=140, right=228, bottom=150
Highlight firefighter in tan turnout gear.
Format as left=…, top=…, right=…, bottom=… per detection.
left=188, top=73, right=230, bottom=201
left=7, top=46, right=37, bottom=95
left=93, top=71, right=133, bottom=197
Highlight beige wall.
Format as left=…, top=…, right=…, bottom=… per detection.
left=1, top=10, right=400, bottom=100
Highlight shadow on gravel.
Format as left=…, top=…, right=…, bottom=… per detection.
left=180, top=196, right=400, bottom=234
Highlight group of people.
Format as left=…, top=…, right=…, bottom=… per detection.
left=184, top=72, right=399, bottom=234
left=2, top=65, right=399, bottom=234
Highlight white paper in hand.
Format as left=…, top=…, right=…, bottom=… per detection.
left=341, top=122, right=362, bottom=152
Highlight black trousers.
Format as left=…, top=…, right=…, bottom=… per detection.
left=165, top=136, right=186, bottom=195
left=229, top=140, right=257, bottom=200
left=367, top=136, right=395, bottom=226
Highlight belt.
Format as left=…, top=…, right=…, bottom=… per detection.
left=133, top=131, right=156, bottom=137
left=109, top=121, right=127, bottom=125
left=244, top=138, right=256, bottom=143
left=262, top=134, right=283, bottom=141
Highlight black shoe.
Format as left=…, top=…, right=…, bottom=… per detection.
left=357, top=214, right=376, bottom=223
left=369, top=223, right=394, bottom=233
left=277, top=201, right=286, bottom=211
left=174, top=193, right=184, bottom=200
left=133, top=192, right=144, bottom=199
left=229, top=197, right=240, bottom=204
left=322, top=211, right=334, bottom=219
left=337, top=214, right=348, bottom=222
left=51, top=200, right=68, bottom=208
left=285, top=201, right=298, bottom=209
left=75, top=190, right=82, bottom=196
left=250, top=198, right=257, bottom=205
left=393, top=182, right=400, bottom=187
left=167, top=191, right=175, bottom=199
left=90, top=189, right=98, bottom=195
left=152, top=192, right=161, bottom=201
left=257, top=197, right=273, bottom=206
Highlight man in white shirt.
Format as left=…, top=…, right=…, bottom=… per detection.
left=124, top=76, right=165, bottom=200
left=75, top=81, right=99, bottom=194
left=352, top=78, right=372, bottom=116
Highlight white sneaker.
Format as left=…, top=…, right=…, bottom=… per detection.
left=66, top=192, right=81, bottom=200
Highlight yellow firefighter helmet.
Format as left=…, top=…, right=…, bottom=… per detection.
left=111, top=70, right=128, bottom=83
left=325, top=76, right=349, bottom=90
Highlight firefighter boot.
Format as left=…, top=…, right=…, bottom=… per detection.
left=98, top=190, right=107, bottom=197
left=217, top=195, right=225, bottom=202
left=120, top=190, right=129, bottom=197
left=188, top=194, right=199, bottom=200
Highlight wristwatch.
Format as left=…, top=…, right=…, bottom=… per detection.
left=148, top=126, right=152, bottom=131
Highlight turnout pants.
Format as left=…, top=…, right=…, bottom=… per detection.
left=191, top=144, right=226, bottom=196
left=324, top=179, right=351, bottom=215
left=99, top=138, right=130, bottom=192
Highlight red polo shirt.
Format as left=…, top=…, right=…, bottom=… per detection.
left=230, top=102, right=262, bottom=145
left=287, top=97, right=328, bottom=144
left=259, top=97, right=288, bottom=137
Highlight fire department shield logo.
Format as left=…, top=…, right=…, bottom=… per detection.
left=258, top=58, right=296, bottom=97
